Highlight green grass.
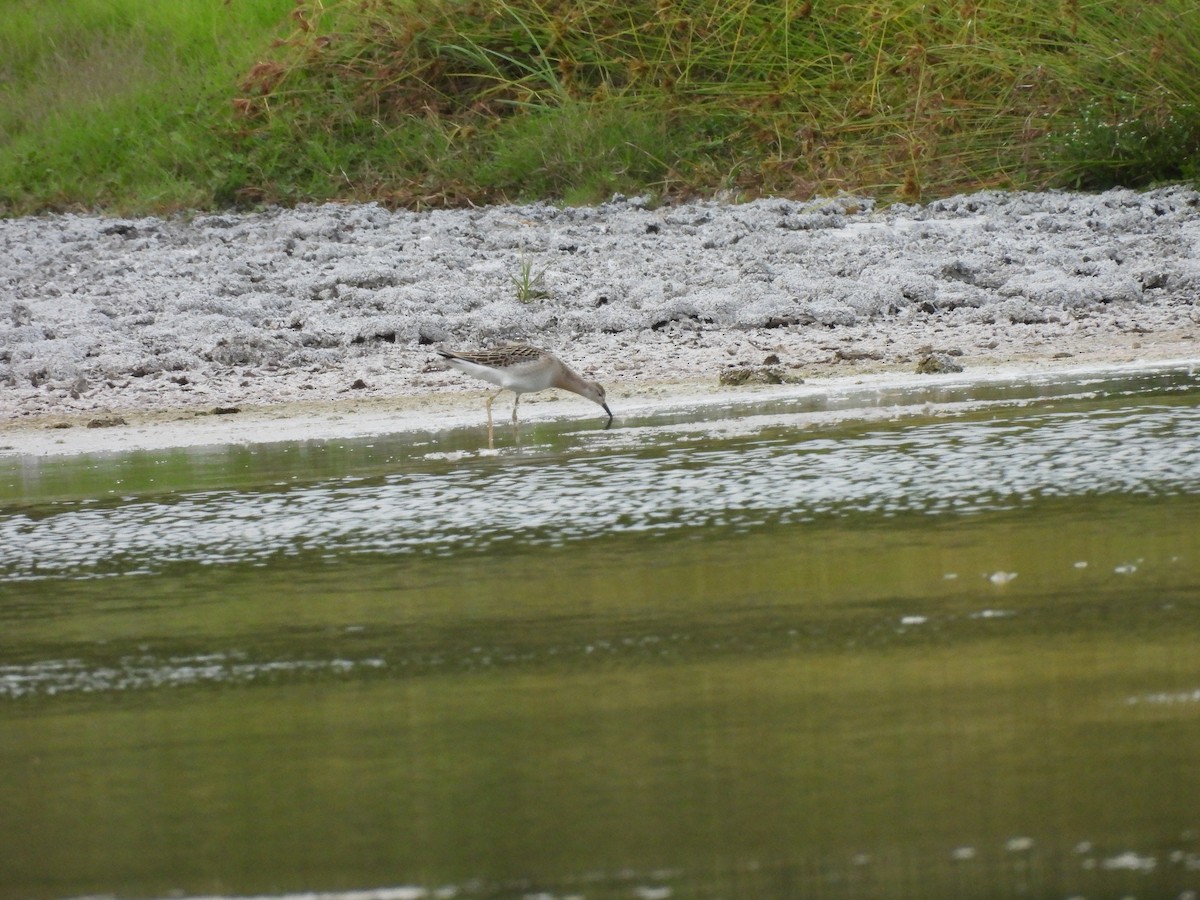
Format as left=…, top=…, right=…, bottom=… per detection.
left=0, top=0, right=294, bottom=214
left=510, top=255, right=550, bottom=303
left=1, top=0, right=1199, bottom=214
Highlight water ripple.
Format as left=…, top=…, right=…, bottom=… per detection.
left=0, top=653, right=385, bottom=699
left=3, top=402, right=1199, bottom=580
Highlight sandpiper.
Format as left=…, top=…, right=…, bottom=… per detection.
left=436, top=344, right=613, bottom=437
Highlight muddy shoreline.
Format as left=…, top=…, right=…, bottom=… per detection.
left=3, top=186, right=1198, bottom=456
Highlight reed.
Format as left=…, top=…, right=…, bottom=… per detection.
left=1, top=0, right=1197, bottom=213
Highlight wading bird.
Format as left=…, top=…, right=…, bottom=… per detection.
left=437, top=345, right=613, bottom=442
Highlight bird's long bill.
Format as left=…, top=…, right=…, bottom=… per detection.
left=602, top=402, right=614, bottom=427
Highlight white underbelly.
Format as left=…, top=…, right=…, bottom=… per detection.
left=449, top=359, right=555, bottom=393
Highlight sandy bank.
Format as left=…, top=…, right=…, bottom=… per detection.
left=2, top=186, right=1198, bottom=456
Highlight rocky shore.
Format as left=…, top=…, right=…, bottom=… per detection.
left=3, top=186, right=1198, bottom=455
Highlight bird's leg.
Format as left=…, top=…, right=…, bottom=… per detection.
left=511, top=394, right=520, bottom=426
left=486, top=390, right=503, bottom=449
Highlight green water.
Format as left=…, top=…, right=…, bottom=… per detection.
left=2, top=368, right=1200, bottom=899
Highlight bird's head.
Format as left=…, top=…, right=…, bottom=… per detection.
left=579, top=379, right=614, bottom=425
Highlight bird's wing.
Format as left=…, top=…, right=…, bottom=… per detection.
left=441, top=345, right=545, bottom=368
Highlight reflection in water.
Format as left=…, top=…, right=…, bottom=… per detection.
left=1, top=367, right=1200, bottom=899
left=3, top=396, right=1200, bottom=581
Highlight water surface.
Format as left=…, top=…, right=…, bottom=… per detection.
left=2, top=366, right=1199, bottom=899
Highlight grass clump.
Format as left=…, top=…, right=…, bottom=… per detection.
left=1057, top=99, right=1200, bottom=189
left=1049, top=4, right=1200, bottom=189
left=229, top=0, right=1200, bottom=206
left=510, top=256, right=550, bottom=304
left=2, top=0, right=1199, bottom=213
